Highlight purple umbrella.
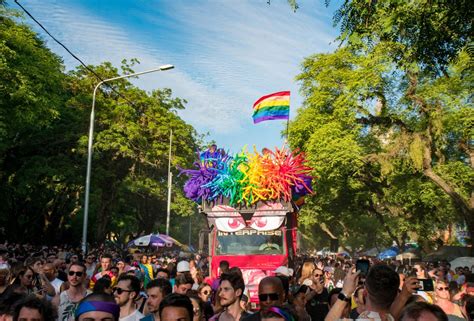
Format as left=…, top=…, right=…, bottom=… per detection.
left=127, top=234, right=173, bottom=248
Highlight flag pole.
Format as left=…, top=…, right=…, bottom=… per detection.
left=286, top=96, right=290, bottom=143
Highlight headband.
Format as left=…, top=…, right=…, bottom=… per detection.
left=75, top=301, right=120, bottom=320
left=267, top=307, right=296, bottom=321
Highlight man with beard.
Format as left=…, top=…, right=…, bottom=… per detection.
left=211, top=272, right=249, bottom=321
left=58, top=262, right=90, bottom=321
left=140, top=278, right=172, bottom=321
left=114, top=274, right=144, bottom=321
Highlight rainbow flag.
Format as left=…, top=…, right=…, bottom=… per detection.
left=252, top=91, right=290, bottom=124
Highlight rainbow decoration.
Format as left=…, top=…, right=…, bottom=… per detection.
left=252, top=91, right=290, bottom=124
left=180, top=146, right=313, bottom=206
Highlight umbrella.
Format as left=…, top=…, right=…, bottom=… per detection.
left=377, top=248, right=399, bottom=260
left=360, top=247, right=379, bottom=257
left=396, top=252, right=420, bottom=265
left=127, top=234, right=173, bottom=248
left=449, top=257, right=474, bottom=270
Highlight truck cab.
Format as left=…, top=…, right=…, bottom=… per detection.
left=202, top=199, right=298, bottom=308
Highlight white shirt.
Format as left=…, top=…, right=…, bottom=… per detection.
left=51, top=278, right=64, bottom=295
left=120, top=310, right=145, bottom=321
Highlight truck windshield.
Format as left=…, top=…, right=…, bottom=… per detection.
left=215, top=228, right=284, bottom=255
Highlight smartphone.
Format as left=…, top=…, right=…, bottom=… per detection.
left=356, top=259, right=370, bottom=277
left=417, top=279, right=434, bottom=292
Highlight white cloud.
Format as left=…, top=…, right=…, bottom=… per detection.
left=16, top=0, right=336, bottom=148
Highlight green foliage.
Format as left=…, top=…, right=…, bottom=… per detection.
left=0, top=10, right=202, bottom=246
left=290, top=5, right=473, bottom=249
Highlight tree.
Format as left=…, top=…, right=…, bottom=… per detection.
left=290, top=41, right=472, bottom=249
left=0, top=8, right=202, bottom=246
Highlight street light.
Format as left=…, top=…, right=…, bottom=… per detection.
left=82, top=64, right=175, bottom=254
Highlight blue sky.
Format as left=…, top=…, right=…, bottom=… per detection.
left=12, top=0, right=339, bottom=152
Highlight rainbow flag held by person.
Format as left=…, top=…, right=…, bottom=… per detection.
left=252, top=91, right=290, bottom=124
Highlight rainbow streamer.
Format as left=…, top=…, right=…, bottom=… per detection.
left=180, top=146, right=313, bottom=206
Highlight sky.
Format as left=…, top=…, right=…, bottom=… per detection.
left=11, top=0, right=339, bottom=152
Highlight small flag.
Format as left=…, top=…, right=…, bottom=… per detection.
left=252, top=91, right=290, bottom=124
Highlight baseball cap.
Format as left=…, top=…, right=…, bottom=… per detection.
left=275, top=266, right=293, bottom=277
left=177, top=260, right=190, bottom=273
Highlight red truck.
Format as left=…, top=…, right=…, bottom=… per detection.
left=201, top=199, right=298, bottom=308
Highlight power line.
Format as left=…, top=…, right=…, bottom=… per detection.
left=14, top=0, right=136, bottom=107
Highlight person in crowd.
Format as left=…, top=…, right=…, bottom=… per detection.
left=399, top=301, right=448, bottom=321
left=324, top=268, right=359, bottom=321
left=291, top=284, right=311, bottom=321
left=328, top=288, right=350, bottom=318
left=0, top=266, right=11, bottom=296
left=260, top=307, right=297, bottom=321
left=306, top=267, right=329, bottom=321
left=243, top=276, right=285, bottom=321
left=13, top=267, right=36, bottom=296
left=359, top=264, right=400, bottom=321
left=93, top=277, right=113, bottom=295
left=463, top=295, right=474, bottom=321
left=349, top=286, right=366, bottom=319
left=197, top=283, right=214, bottom=320
left=274, top=266, right=293, bottom=279
left=159, top=293, right=194, bottom=321
left=74, top=292, right=120, bottom=321
left=324, top=267, right=335, bottom=291
left=177, top=261, right=191, bottom=276
left=211, top=272, right=249, bottom=321
left=0, top=291, right=25, bottom=320
left=13, top=295, right=54, bottom=321
left=240, top=294, right=250, bottom=315
left=140, top=278, right=172, bottom=321
left=174, top=274, right=194, bottom=295
left=298, top=261, right=316, bottom=285
left=434, top=280, right=465, bottom=320
left=211, top=261, right=230, bottom=293
left=414, top=264, right=430, bottom=280
left=53, top=259, right=68, bottom=282
left=90, top=254, right=115, bottom=289
left=25, top=258, right=55, bottom=298
left=187, top=291, right=205, bottom=321
left=197, top=283, right=212, bottom=304
left=85, top=255, right=97, bottom=279
left=139, top=255, right=153, bottom=289
left=57, top=262, right=90, bottom=321
left=155, top=268, right=170, bottom=280
left=113, top=274, right=144, bottom=321
left=42, top=263, right=63, bottom=296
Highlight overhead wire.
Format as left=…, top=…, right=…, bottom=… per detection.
left=13, top=0, right=136, bottom=107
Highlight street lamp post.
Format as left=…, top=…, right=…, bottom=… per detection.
left=82, top=64, right=174, bottom=254
left=166, top=129, right=172, bottom=236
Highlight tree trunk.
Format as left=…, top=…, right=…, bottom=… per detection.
left=422, top=140, right=474, bottom=246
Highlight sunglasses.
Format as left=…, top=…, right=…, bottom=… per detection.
left=113, top=287, right=133, bottom=295
left=24, top=274, right=33, bottom=279
left=437, top=287, right=449, bottom=291
left=68, top=271, right=84, bottom=277
left=313, top=273, right=323, bottom=277
left=258, top=293, right=279, bottom=301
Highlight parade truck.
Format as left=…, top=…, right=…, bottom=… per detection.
left=201, top=198, right=298, bottom=307
left=180, top=145, right=313, bottom=308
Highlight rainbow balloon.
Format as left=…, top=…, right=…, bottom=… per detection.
left=180, top=146, right=313, bottom=206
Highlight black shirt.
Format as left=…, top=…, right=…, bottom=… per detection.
left=306, top=288, right=329, bottom=321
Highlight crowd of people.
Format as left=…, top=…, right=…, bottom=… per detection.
left=0, top=243, right=473, bottom=321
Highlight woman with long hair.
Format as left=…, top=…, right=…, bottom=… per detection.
left=298, top=261, right=316, bottom=285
